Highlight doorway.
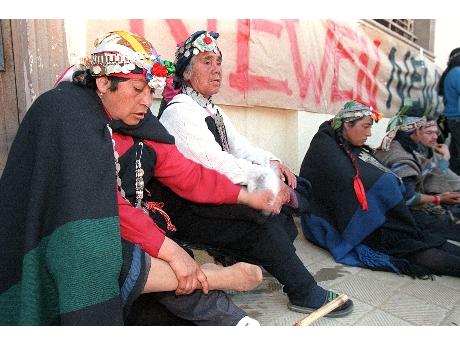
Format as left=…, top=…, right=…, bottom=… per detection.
left=0, top=19, right=20, bottom=177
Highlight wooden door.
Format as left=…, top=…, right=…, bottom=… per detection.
left=0, top=19, right=68, bottom=177
left=0, top=20, right=19, bottom=177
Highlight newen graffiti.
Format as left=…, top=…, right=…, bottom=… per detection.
left=84, top=19, right=441, bottom=116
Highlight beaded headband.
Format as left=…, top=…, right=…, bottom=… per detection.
left=173, top=31, right=221, bottom=84
left=175, top=31, right=220, bottom=60
left=80, top=30, right=175, bottom=90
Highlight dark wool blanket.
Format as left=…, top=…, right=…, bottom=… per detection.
left=0, top=82, right=173, bottom=325
left=375, top=140, right=452, bottom=195
left=299, top=122, right=445, bottom=277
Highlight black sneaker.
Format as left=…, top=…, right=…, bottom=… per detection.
left=287, top=291, right=354, bottom=318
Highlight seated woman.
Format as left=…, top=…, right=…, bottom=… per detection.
left=299, top=100, right=460, bottom=278
left=0, top=30, right=277, bottom=326
left=157, top=30, right=353, bottom=317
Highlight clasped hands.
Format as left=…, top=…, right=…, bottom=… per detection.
left=244, top=178, right=294, bottom=215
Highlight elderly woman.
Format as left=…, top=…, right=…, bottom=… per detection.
left=375, top=104, right=460, bottom=242
left=300, top=100, right=460, bottom=278
left=0, top=30, right=279, bottom=326
left=158, top=30, right=353, bottom=317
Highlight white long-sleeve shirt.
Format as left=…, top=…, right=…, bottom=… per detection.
left=160, top=93, right=279, bottom=185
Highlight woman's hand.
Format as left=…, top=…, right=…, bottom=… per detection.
left=274, top=180, right=291, bottom=206
left=270, top=160, right=297, bottom=189
left=158, top=238, right=209, bottom=295
left=237, top=188, right=279, bottom=214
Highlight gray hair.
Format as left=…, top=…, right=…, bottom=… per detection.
left=182, top=55, right=196, bottom=83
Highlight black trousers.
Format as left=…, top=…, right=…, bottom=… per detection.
left=408, top=242, right=460, bottom=277
left=167, top=201, right=318, bottom=304
left=412, top=209, right=460, bottom=242
left=447, top=119, right=460, bottom=175
left=126, top=290, right=246, bottom=326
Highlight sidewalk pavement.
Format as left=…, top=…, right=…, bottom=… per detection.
left=196, top=220, right=460, bottom=326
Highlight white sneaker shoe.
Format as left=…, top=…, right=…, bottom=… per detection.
left=236, top=316, right=260, bottom=326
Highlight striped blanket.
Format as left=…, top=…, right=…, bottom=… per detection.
left=0, top=82, right=123, bottom=325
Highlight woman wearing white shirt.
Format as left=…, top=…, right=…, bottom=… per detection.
left=158, top=30, right=353, bottom=317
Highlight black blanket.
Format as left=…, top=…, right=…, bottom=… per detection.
left=299, top=122, right=445, bottom=277
left=0, top=82, right=173, bottom=325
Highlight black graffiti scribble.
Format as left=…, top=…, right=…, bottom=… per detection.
left=385, top=47, right=399, bottom=109
left=385, top=47, right=442, bottom=115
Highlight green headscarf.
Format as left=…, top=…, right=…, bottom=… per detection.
left=332, top=100, right=382, bottom=130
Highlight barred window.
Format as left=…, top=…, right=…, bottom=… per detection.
left=371, top=19, right=435, bottom=55
left=374, top=19, right=417, bottom=42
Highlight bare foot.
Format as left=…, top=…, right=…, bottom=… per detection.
left=201, top=262, right=263, bottom=292
left=231, top=262, right=263, bottom=291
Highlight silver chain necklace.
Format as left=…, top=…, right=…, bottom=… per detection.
left=107, top=124, right=127, bottom=200
left=106, top=125, right=176, bottom=231
left=182, top=85, right=230, bottom=152
left=134, top=142, right=145, bottom=208
left=107, top=124, right=145, bottom=209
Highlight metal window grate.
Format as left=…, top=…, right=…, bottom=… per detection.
left=374, top=19, right=418, bottom=43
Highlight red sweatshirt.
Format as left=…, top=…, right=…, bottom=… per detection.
left=113, top=132, right=241, bottom=257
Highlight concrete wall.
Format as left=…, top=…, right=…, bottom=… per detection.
left=152, top=99, right=390, bottom=174
left=223, top=106, right=390, bottom=174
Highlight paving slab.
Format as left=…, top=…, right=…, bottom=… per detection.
left=379, top=292, right=449, bottom=325
left=399, top=279, right=460, bottom=308
left=353, top=308, right=412, bottom=326
left=330, top=275, right=400, bottom=307
left=440, top=306, right=460, bottom=326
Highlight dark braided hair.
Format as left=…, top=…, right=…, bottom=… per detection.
left=335, top=124, right=361, bottom=176
left=438, top=47, right=460, bottom=96
left=331, top=117, right=373, bottom=210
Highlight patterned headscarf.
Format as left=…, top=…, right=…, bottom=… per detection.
left=332, top=100, right=383, bottom=130
left=173, top=30, right=221, bottom=89
left=80, top=30, right=175, bottom=90
left=379, top=99, right=435, bottom=151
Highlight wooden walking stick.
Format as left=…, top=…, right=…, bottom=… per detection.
left=293, top=294, right=349, bottom=326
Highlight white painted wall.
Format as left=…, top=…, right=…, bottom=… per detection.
left=223, top=107, right=390, bottom=174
